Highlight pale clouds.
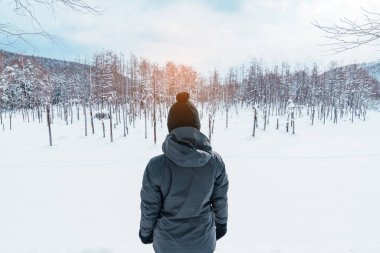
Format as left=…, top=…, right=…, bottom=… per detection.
left=2, top=0, right=380, bottom=74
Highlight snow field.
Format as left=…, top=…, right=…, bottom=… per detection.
left=0, top=108, right=380, bottom=253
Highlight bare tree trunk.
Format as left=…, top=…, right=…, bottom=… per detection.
left=263, top=107, right=267, bottom=131
left=159, top=103, right=163, bottom=128
left=102, top=120, right=105, bottom=138
left=208, top=114, right=212, bottom=142
left=9, top=112, right=12, bottom=130
left=153, top=71, right=157, bottom=144
left=47, top=105, right=52, bottom=146
left=38, top=107, right=42, bottom=123
left=83, top=104, right=87, bottom=136
left=122, top=103, right=127, bottom=137
left=252, top=108, right=257, bottom=138
left=70, top=103, right=73, bottom=124
left=226, top=106, right=229, bottom=128
left=64, top=104, right=68, bottom=125
left=286, top=113, right=289, bottom=133
left=90, top=103, right=95, bottom=134
left=118, top=105, right=122, bottom=125
left=109, top=104, right=113, bottom=142
left=291, top=111, right=295, bottom=134
left=144, top=108, right=147, bottom=139
left=125, top=104, right=129, bottom=135
left=77, top=104, right=80, bottom=121
left=153, top=108, right=157, bottom=144
left=292, top=120, right=295, bottom=134
left=131, top=103, right=135, bottom=128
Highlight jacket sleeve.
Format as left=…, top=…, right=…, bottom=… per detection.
left=140, top=162, right=162, bottom=238
left=211, top=154, right=229, bottom=225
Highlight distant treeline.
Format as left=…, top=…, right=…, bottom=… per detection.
left=1, top=49, right=379, bottom=118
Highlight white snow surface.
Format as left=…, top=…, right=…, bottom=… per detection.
left=1, top=109, right=380, bottom=253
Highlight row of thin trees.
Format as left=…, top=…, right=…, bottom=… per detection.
left=0, top=50, right=379, bottom=144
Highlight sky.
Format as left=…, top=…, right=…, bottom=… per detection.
left=1, top=0, right=380, bottom=75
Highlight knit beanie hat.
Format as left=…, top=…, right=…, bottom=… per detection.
left=167, top=92, right=200, bottom=132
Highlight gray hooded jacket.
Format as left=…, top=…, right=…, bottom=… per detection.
left=140, top=127, right=229, bottom=253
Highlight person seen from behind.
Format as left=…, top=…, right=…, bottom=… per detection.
left=139, top=92, right=229, bottom=253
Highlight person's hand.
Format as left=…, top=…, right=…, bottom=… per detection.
left=216, top=223, right=227, bottom=240
left=139, top=230, right=153, bottom=244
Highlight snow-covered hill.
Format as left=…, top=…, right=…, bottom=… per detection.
left=362, top=61, right=380, bottom=92
left=0, top=49, right=89, bottom=73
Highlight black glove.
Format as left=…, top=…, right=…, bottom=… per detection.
left=139, top=230, right=153, bottom=244
left=215, top=223, right=227, bottom=240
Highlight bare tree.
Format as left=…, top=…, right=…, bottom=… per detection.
left=314, top=9, right=380, bottom=53
left=0, top=0, right=100, bottom=46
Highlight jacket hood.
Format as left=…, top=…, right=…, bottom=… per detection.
left=162, top=127, right=212, bottom=167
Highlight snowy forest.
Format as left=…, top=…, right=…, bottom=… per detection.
left=2, top=0, right=380, bottom=252
left=1, top=49, right=379, bottom=144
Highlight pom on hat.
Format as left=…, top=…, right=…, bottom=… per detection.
left=176, top=92, right=190, bottom=102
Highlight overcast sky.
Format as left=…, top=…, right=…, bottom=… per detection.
left=1, top=0, right=380, bottom=75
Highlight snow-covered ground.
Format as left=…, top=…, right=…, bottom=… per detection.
left=1, top=108, right=380, bottom=253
